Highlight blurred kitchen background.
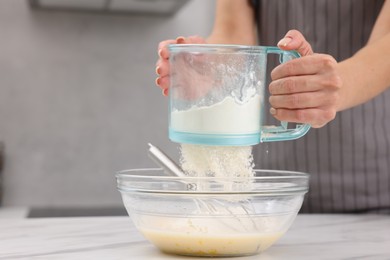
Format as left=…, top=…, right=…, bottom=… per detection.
left=0, top=0, right=215, bottom=217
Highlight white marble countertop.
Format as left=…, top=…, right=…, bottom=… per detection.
left=0, top=214, right=389, bottom=260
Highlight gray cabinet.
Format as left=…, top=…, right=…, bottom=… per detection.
left=29, top=0, right=191, bottom=15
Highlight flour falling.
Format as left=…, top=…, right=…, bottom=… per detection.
left=180, top=144, right=255, bottom=178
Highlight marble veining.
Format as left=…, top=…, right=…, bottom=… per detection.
left=0, top=215, right=389, bottom=260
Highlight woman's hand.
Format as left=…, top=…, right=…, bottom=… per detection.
left=270, top=30, right=343, bottom=128
left=155, top=36, right=207, bottom=96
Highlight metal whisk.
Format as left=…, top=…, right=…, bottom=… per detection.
left=147, top=143, right=258, bottom=232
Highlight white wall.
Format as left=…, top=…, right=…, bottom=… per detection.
left=0, top=0, right=215, bottom=207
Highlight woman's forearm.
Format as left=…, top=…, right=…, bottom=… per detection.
left=337, top=0, right=390, bottom=111
left=207, top=0, right=257, bottom=45
left=337, top=33, right=390, bottom=111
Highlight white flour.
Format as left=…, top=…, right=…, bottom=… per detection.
left=175, top=95, right=259, bottom=178
left=171, top=94, right=261, bottom=134
left=180, top=144, right=255, bottom=178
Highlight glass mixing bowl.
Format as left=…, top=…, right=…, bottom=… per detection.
left=116, top=168, right=309, bottom=257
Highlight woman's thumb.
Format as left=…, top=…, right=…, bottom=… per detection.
left=277, top=29, right=313, bottom=56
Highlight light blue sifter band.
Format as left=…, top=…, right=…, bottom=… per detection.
left=169, top=129, right=260, bottom=146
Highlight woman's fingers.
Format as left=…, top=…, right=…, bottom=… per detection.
left=185, top=35, right=208, bottom=44
left=158, top=39, right=177, bottom=59
left=277, top=29, right=314, bottom=56
left=271, top=54, right=338, bottom=80
left=155, top=58, right=170, bottom=90
left=269, top=88, right=339, bottom=109
left=270, top=107, right=336, bottom=128
left=158, top=36, right=207, bottom=61
left=156, top=36, right=207, bottom=95
left=270, top=31, right=342, bottom=127
left=156, top=59, right=170, bottom=78
left=269, top=76, right=322, bottom=95
left=156, top=39, right=176, bottom=91
left=156, top=75, right=170, bottom=94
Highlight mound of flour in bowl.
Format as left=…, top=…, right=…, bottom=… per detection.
left=179, top=144, right=255, bottom=178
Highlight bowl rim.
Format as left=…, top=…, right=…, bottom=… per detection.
left=116, top=168, right=309, bottom=195
left=116, top=168, right=309, bottom=179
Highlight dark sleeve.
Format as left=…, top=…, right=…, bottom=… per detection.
left=250, top=0, right=259, bottom=8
